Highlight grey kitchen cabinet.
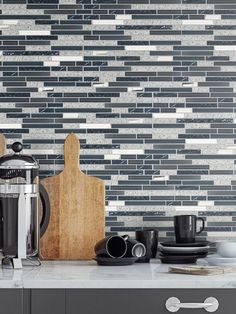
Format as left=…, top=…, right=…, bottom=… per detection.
left=0, top=289, right=23, bottom=314
left=66, top=289, right=234, bottom=314
left=0, top=289, right=234, bottom=314
left=30, top=289, right=65, bottom=314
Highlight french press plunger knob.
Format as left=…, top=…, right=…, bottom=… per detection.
left=12, top=142, right=23, bottom=154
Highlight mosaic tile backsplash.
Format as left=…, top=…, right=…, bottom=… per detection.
left=2, top=0, right=236, bottom=240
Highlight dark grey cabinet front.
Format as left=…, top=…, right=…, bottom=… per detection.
left=0, top=289, right=23, bottom=314
left=30, top=289, right=65, bottom=314
left=10, top=288, right=235, bottom=314
left=66, top=289, right=234, bottom=314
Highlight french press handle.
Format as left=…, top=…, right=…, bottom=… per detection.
left=39, top=184, right=50, bottom=237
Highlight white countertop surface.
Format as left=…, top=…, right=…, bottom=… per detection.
left=1, top=260, right=236, bottom=289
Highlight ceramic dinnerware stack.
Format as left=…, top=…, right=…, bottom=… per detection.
left=159, top=215, right=210, bottom=264
left=159, top=241, right=210, bottom=264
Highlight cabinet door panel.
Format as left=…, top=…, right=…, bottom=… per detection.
left=31, top=289, right=65, bottom=314
left=0, top=289, right=23, bottom=314
left=67, top=289, right=234, bottom=314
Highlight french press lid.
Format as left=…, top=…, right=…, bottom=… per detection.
left=0, top=142, right=39, bottom=170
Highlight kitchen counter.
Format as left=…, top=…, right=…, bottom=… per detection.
left=0, top=260, right=236, bottom=289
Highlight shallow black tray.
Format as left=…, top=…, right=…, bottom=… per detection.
left=94, top=257, right=138, bottom=266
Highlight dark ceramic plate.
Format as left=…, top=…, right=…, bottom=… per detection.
left=94, top=257, right=138, bottom=266
left=159, top=250, right=208, bottom=258
left=160, top=241, right=210, bottom=248
left=158, top=254, right=199, bottom=264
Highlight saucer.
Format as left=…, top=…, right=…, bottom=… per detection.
left=160, top=241, right=210, bottom=248
left=206, top=255, right=236, bottom=266
left=159, top=245, right=209, bottom=254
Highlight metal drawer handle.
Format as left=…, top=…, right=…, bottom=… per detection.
left=166, top=297, right=219, bottom=313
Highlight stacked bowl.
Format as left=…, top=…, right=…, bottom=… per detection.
left=206, top=242, right=236, bottom=266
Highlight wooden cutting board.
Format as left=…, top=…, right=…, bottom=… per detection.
left=40, top=133, right=105, bottom=260
left=0, top=134, right=6, bottom=156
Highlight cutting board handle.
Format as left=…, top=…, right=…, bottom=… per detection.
left=64, top=133, right=81, bottom=171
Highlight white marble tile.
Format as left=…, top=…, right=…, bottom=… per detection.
left=175, top=206, right=206, bottom=211
left=215, top=46, right=236, bottom=51
left=1, top=20, right=18, bottom=25
left=92, top=20, right=124, bottom=25
left=43, top=61, right=60, bottom=66
left=109, top=201, right=125, bottom=206
left=153, top=176, right=169, bottom=181
left=182, top=20, right=213, bottom=25
left=157, top=56, right=173, bottom=61
left=153, top=113, right=185, bottom=118
left=112, top=149, right=144, bottom=154
left=186, top=139, right=217, bottom=144
left=79, top=123, right=111, bottom=129
left=104, top=154, right=120, bottom=160
left=125, top=46, right=157, bottom=51
left=19, top=30, right=51, bottom=35
left=128, top=118, right=144, bottom=124
left=92, top=51, right=108, bottom=56
left=1, top=124, right=21, bottom=129
left=38, top=87, right=54, bottom=92
left=205, top=15, right=221, bottom=20
left=176, top=108, right=193, bottom=113
left=128, top=87, right=143, bottom=92
left=52, top=56, right=83, bottom=61
left=116, top=14, right=132, bottom=20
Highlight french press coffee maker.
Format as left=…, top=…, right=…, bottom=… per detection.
left=0, top=142, right=50, bottom=268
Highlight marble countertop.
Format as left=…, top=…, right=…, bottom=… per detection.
left=1, top=260, right=236, bottom=289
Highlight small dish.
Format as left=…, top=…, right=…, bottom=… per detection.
left=217, top=242, right=236, bottom=258
left=206, top=255, right=236, bottom=266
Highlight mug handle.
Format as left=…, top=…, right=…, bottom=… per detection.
left=122, top=234, right=129, bottom=241
left=196, top=217, right=205, bottom=234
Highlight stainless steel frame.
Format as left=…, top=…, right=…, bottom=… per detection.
left=0, top=184, right=39, bottom=268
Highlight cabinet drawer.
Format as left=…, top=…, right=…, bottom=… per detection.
left=67, top=289, right=233, bottom=314
left=31, top=289, right=65, bottom=314
left=0, top=289, right=23, bottom=314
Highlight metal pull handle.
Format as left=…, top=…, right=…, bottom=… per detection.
left=166, top=297, right=219, bottom=313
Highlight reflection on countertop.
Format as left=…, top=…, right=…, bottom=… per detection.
left=0, top=259, right=236, bottom=289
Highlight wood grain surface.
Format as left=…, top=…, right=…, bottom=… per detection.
left=0, top=134, right=6, bottom=156
left=40, top=133, right=105, bottom=260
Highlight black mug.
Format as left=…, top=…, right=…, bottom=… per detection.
left=174, top=215, right=205, bottom=243
left=94, top=235, right=127, bottom=258
left=135, top=230, right=158, bottom=263
left=124, top=237, right=146, bottom=258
